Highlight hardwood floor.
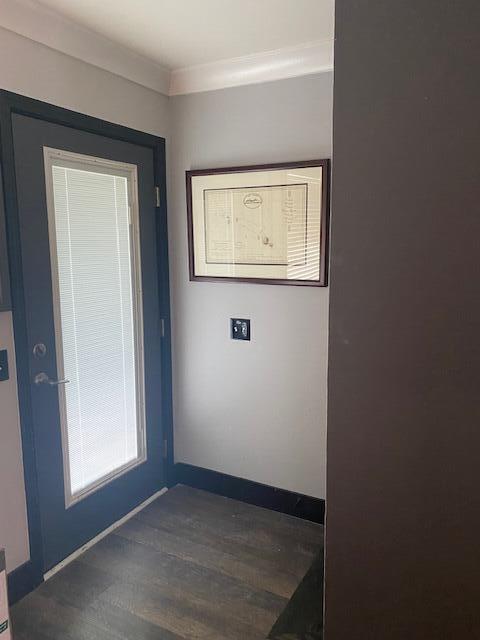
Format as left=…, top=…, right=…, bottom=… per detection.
left=11, top=484, right=323, bottom=639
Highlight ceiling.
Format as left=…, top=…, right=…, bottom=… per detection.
left=35, top=0, right=335, bottom=70
left=1, top=0, right=334, bottom=95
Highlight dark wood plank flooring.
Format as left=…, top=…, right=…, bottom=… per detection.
left=11, top=484, right=323, bottom=639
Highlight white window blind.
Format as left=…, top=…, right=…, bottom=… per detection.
left=46, top=152, right=145, bottom=505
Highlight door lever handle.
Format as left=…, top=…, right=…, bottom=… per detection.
left=34, top=372, right=70, bottom=386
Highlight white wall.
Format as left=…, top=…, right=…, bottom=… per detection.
left=0, top=27, right=169, bottom=573
left=168, top=73, right=332, bottom=499
left=0, top=27, right=169, bottom=136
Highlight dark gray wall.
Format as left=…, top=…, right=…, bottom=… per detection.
left=325, top=2, right=480, bottom=638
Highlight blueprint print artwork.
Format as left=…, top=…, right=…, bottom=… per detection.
left=204, top=184, right=308, bottom=266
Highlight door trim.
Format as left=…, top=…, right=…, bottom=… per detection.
left=0, top=90, right=174, bottom=599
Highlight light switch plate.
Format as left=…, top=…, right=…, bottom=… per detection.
left=0, top=350, right=9, bottom=382
left=231, top=318, right=250, bottom=341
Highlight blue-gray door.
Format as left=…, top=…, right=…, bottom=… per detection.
left=12, top=113, right=166, bottom=572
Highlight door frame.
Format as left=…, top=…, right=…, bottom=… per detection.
left=0, top=90, right=174, bottom=602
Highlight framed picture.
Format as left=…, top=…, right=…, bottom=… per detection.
left=186, top=159, right=330, bottom=286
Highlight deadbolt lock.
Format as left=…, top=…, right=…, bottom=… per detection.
left=33, top=343, right=47, bottom=358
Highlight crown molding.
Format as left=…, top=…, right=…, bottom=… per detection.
left=169, top=40, right=334, bottom=96
left=0, top=0, right=333, bottom=97
left=0, top=0, right=171, bottom=95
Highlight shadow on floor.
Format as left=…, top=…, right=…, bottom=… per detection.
left=268, top=550, right=324, bottom=640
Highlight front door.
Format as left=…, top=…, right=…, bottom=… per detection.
left=11, top=112, right=168, bottom=572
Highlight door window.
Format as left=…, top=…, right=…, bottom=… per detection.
left=44, top=148, right=146, bottom=507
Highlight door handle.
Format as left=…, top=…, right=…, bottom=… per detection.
left=34, top=372, right=70, bottom=386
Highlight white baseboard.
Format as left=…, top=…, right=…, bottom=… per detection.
left=43, top=487, right=168, bottom=581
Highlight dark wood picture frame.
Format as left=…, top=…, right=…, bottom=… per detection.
left=186, top=159, right=330, bottom=287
